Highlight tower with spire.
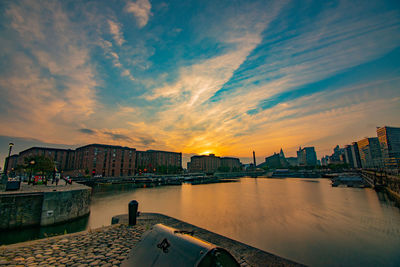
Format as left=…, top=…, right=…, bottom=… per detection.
left=279, top=148, right=285, bottom=159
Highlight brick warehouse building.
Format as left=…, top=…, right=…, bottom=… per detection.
left=17, top=147, right=74, bottom=171
left=72, top=144, right=136, bottom=177
left=187, top=154, right=242, bottom=173
left=5, top=144, right=182, bottom=177
left=135, top=150, right=182, bottom=174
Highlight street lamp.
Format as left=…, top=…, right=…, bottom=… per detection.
left=29, top=160, right=35, bottom=185
left=3, top=142, right=14, bottom=176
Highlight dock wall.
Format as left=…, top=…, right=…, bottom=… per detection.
left=40, top=189, right=91, bottom=226
left=0, top=187, right=91, bottom=229
left=0, top=193, right=43, bottom=229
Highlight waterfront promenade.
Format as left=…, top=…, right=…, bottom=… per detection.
left=0, top=213, right=304, bottom=266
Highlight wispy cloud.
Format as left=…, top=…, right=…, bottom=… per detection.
left=79, top=128, right=96, bottom=135
left=100, top=39, right=135, bottom=81
left=125, top=0, right=152, bottom=28
left=0, top=0, right=98, bottom=143
left=108, top=19, right=125, bottom=46
left=0, top=0, right=399, bottom=163
left=211, top=0, right=400, bottom=113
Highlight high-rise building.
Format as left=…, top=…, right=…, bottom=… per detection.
left=321, top=155, right=329, bottom=166
left=344, top=145, right=354, bottom=167
left=326, top=145, right=346, bottom=164
left=357, top=137, right=382, bottom=169
left=377, top=126, right=400, bottom=169
left=350, top=142, right=362, bottom=168
left=297, top=147, right=317, bottom=166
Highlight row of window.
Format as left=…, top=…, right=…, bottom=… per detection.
left=92, top=169, right=133, bottom=176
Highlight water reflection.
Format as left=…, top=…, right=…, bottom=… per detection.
left=0, top=215, right=88, bottom=245
left=1, top=178, right=400, bottom=267
left=86, top=178, right=400, bottom=267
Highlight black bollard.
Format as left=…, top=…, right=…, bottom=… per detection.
left=129, top=200, right=139, bottom=226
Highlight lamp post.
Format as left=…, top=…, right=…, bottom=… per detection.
left=3, top=142, right=14, bottom=176
left=29, top=160, right=35, bottom=185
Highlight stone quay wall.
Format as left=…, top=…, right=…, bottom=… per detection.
left=0, top=193, right=43, bottom=229
left=0, top=184, right=91, bottom=229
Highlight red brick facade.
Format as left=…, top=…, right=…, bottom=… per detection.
left=72, top=144, right=136, bottom=177
left=135, top=150, right=182, bottom=173
left=6, top=144, right=183, bottom=177
left=16, top=147, right=74, bottom=171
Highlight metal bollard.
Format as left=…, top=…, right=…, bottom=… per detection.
left=129, top=200, right=138, bottom=226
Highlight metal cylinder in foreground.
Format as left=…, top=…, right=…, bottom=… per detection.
left=128, top=200, right=138, bottom=225
left=121, top=223, right=240, bottom=267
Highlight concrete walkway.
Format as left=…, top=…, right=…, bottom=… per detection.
left=0, top=182, right=89, bottom=195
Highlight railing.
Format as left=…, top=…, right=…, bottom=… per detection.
left=361, top=169, right=400, bottom=195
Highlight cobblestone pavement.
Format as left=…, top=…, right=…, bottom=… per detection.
left=0, top=213, right=304, bottom=267
left=0, top=224, right=146, bottom=266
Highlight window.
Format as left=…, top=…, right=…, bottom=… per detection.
left=112, top=169, right=115, bottom=176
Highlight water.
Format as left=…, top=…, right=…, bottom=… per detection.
left=2, top=178, right=400, bottom=266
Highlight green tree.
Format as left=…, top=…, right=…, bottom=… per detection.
left=24, top=156, right=55, bottom=184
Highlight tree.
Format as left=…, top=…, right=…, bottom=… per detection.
left=24, top=156, right=55, bottom=184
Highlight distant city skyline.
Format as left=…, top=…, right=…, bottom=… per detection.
left=1, top=1, right=399, bottom=169
left=2, top=124, right=399, bottom=170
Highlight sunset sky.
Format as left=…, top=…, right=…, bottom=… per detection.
left=0, top=0, right=399, bottom=167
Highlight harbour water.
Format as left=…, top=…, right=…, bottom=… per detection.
left=2, top=177, right=400, bottom=266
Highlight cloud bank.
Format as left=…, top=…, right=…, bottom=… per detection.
left=0, top=0, right=399, bottom=165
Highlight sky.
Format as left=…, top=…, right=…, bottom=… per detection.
left=0, top=0, right=399, bottom=168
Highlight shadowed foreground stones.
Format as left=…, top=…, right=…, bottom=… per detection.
left=1, top=213, right=304, bottom=267
left=0, top=224, right=145, bottom=266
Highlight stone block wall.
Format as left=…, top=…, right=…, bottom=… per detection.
left=40, top=189, right=91, bottom=226
left=0, top=187, right=91, bottom=229
left=0, top=193, right=43, bottom=229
